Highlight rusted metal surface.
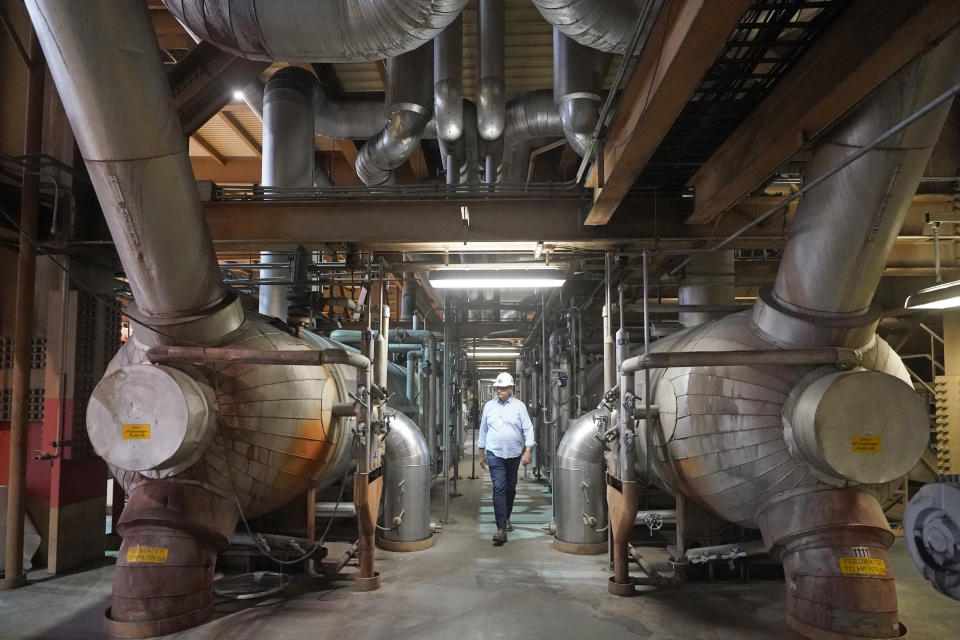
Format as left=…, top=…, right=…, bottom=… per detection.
left=760, top=489, right=900, bottom=639
left=2, top=26, right=43, bottom=590
left=354, top=470, right=383, bottom=589
left=146, top=345, right=370, bottom=369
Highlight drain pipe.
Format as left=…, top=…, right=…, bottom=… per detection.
left=356, top=42, right=434, bottom=185
left=259, top=67, right=323, bottom=320
left=554, top=29, right=607, bottom=157
left=165, top=0, right=469, bottom=62
left=377, top=411, right=436, bottom=551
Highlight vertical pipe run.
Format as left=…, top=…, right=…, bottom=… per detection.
left=434, top=15, right=464, bottom=142
left=376, top=304, right=390, bottom=389
left=603, top=251, right=615, bottom=392
left=259, top=67, right=318, bottom=320
left=2, top=28, right=43, bottom=590
left=477, top=0, right=505, bottom=141
left=442, top=295, right=452, bottom=521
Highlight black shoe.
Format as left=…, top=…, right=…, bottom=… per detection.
left=505, top=519, right=514, bottom=532
left=492, top=529, right=507, bottom=545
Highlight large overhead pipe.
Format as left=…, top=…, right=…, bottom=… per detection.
left=26, top=0, right=239, bottom=346
left=439, top=100, right=480, bottom=184
left=554, top=29, right=607, bottom=156
left=476, top=0, right=505, bottom=141
left=677, top=251, right=735, bottom=328
left=356, top=42, right=434, bottom=185
left=499, top=90, right=563, bottom=183
left=259, top=67, right=325, bottom=320
left=164, top=0, right=469, bottom=63
left=532, top=0, right=649, bottom=53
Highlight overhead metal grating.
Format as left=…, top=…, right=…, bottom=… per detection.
left=634, top=0, right=850, bottom=194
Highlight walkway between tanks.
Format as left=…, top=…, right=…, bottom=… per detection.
left=2, top=441, right=960, bottom=639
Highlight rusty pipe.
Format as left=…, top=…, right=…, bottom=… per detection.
left=621, top=347, right=862, bottom=376
left=2, top=27, right=43, bottom=591
left=146, top=346, right=370, bottom=369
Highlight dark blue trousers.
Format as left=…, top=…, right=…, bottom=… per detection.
left=487, top=451, right=521, bottom=530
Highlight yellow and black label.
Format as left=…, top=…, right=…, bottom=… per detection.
left=126, top=546, right=168, bottom=563
left=838, top=557, right=886, bottom=575
left=122, top=424, right=151, bottom=440
left=851, top=435, right=882, bottom=453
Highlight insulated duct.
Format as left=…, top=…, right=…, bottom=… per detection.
left=377, top=411, right=435, bottom=550
left=500, top=90, right=563, bottom=183
left=259, top=67, right=324, bottom=320
left=477, top=0, right=506, bottom=142
left=678, top=251, right=735, bottom=328
left=356, top=42, right=434, bottom=186
left=532, top=0, right=649, bottom=54
left=439, top=100, right=480, bottom=184
left=553, top=406, right=610, bottom=554
left=434, top=15, right=464, bottom=143
left=25, top=0, right=236, bottom=343
left=554, top=29, right=607, bottom=156
left=163, top=0, right=469, bottom=63
left=619, top=30, right=960, bottom=639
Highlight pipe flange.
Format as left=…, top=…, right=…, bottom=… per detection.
left=104, top=603, right=213, bottom=639
left=904, top=479, right=960, bottom=600
left=353, top=571, right=382, bottom=592
left=376, top=535, right=436, bottom=552
left=607, top=576, right=636, bottom=597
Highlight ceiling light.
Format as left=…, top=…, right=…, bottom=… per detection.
left=905, top=280, right=960, bottom=309
left=233, top=90, right=245, bottom=101
left=465, top=351, right=520, bottom=358
left=430, top=268, right=565, bottom=289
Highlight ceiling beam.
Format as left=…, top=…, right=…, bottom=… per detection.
left=583, top=0, right=753, bottom=226
left=218, top=111, right=262, bottom=156
left=685, top=0, right=960, bottom=225
left=191, top=134, right=226, bottom=166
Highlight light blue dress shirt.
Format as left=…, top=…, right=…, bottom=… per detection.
left=477, top=396, right=535, bottom=459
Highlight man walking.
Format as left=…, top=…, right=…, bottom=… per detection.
left=478, top=372, right=535, bottom=546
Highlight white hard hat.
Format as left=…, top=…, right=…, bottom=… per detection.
left=493, top=372, right=515, bottom=388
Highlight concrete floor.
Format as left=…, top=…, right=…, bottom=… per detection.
left=1, top=458, right=959, bottom=640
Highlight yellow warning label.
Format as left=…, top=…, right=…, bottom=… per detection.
left=838, top=557, right=886, bottom=575
left=126, top=546, right=168, bottom=563
left=122, top=424, right=151, bottom=440
left=851, top=436, right=882, bottom=452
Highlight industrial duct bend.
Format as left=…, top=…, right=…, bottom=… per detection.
left=26, top=0, right=240, bottom=346
left=378, top=411, right=436, bottom=551
left=500, top=90, right=564, bottom=183
left=554, top=408, right=610, bottom=554
left=477, top=0, right=506, bottom=141
left=532, top=0, right=651, bottom=53
left=554, top=29, right=608, bottom=157
left=356, top=42, right=434, bottom=185
left=164, top=0, right=469, bottom=62
left=754, top=28, right=960, bottom=350
left=434, top=15, right=464, bottom=143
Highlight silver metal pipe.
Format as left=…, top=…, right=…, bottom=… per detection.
left=554, top=29, right=606, bottom=156
left=621, top=347, right=862, bottom=376
left=356, top=42, right=434, bottom=185
left=477, top=0, right=505, bottom=141
left=678, top=251, right=735, bottom=328
left=164, top=0, right=469, bottom=63
left=603, top=251, right=615, bottom=392
left=260, top=67, right=319, bottom=319
left=555, top=409, right=609, bottom=546
left=316, top=502, right=357, bottom=518
left=439, top=100, right=480, bottom=184
left=27, top=0, right=228, bottom=326
left=770, top=29, right=960, bottom=323
left=532, top=0, right=649, bottom=53
left=434, top=15, right=463, bottom=142
left=380, top=411, right=433, bottom=543
left=406, top=349, right=422, bottom=405
left=376, top=305, right=391, bottom=388
left=500, top=90, right=563, bottom=183
left=442, top=295, right=452, bottom=520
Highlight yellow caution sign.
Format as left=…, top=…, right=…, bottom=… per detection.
left=851, top=435, right=882, bottom=452
left=122, top=424, right=151, bottom=440
left=838, top=557, right=886, bottom=575
left=126, top=546, right=168, bottom=563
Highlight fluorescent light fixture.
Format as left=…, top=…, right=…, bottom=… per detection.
left=465, top=351, right=520, bottom=358
left=905, top=280, right=960, bottom=309
left=476, top=366, right=508, bottom=371
left=430, top=268, right=565, bottom=289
